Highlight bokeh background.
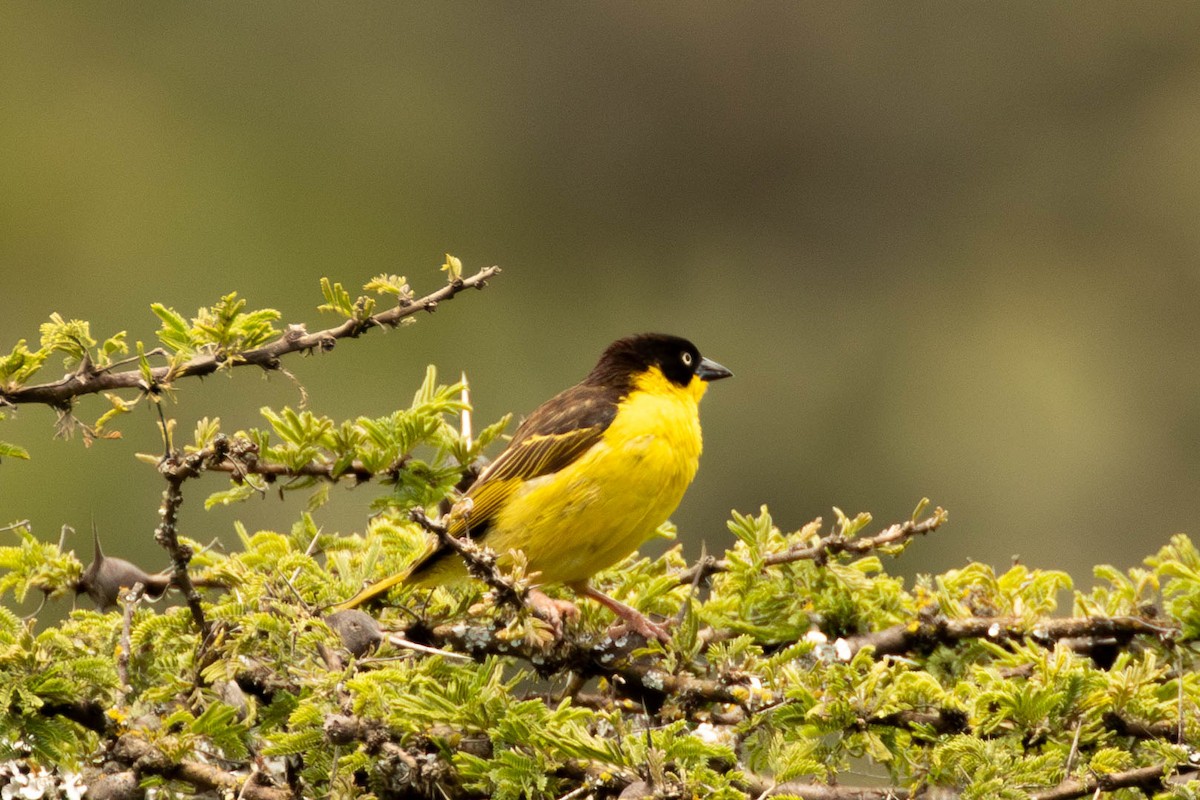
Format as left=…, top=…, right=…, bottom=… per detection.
left=3, top=4, right=1199, bottom=612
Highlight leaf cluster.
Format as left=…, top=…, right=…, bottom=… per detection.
left=2, top=496, right=1200, bottom=799
left=2, top=266, right=1199, bottom=799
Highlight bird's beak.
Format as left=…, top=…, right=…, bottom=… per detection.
left=696, top=357, right=733, bottom=382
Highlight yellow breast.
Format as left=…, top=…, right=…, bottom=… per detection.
left=481, top=367, right=706, bottom=587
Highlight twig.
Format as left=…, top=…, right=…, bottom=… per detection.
left=155, top=442, right=232, bottom=638
left=838, top=614, right=1176, bottom=660
left=676, top=507, right=948, bottom=586
left=116, top=581, right=144, bottom=705
left=1103, top=712, right=1179, bottom=741
left=382, top=634, right=471, bottom=661
left=2, top=266, right=501, bottom=409
left=1030, top=761, right=1199, bottom=800
left=747, top=783, right=913, bottom=799
left=107, top=734, right=290, bottom=800
left=409, top=507, right=530, bottom=614
left=207, top=456, right=380, bottom=483
left=427, top=621, right=749, bottom=707
left=862, top=708, right=970, bottom=736
left=1063, top=719, right=1082, bottom=777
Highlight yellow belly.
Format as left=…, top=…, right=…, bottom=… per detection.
left=417, top=372, right=705, bottom=588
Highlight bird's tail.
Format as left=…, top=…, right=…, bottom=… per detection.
left=331, top=569, right=412, bottom=612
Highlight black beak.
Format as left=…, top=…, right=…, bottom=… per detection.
left=696, top=356, right=733, bottom=382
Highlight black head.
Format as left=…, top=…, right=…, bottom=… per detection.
left=586, top=333, right=732, bottom=389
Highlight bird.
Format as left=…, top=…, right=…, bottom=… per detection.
left=334, top=333, right=732, bottom=641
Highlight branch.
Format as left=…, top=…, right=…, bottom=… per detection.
left=741, top=759, right=1200, bottom=800
left=93, top=734, right=290, bottom=800
left=1103, top=712, right=1179, bottom=741
left=676, top=507, right=948, bottom=586
left=207, top=456, right=381, bottom=483
left=839, top=614, right=1176, bottom=660
left=750, top=783, right=913, bottom=799
left=39, top=700, right=110, bottom=736
left=425, top=620, right=749, bottom=708
left=155, top=442, right=233, bottom=638
left=2, top=266, right=500, bottom=409
left=115, top=581, right=143, bottom=705
left=1030, top=761, right=1199, bottom=800
left=409, top=508, right=532, bottom=615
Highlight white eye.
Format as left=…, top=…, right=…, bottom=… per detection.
left=681, top=351, right=693, bottom=366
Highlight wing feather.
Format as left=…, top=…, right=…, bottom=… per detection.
left=407, top=382, right=619, bottom=580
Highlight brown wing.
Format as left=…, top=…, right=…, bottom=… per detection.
left=406, top=381, right=619, bottom=581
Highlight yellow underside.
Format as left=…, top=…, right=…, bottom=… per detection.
left=413, top=367, right=706, bottom=588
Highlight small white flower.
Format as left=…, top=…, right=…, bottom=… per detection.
left=17, top=770, right=47, bottom=800
left=2, top=773, right=25, bottom=800
left=692, top=723, right=723, bottom=745
left=641, top=670, right=665, bottom=691
left=62, top=772, right=87, bottom=800
left=834, top=638, right=852, bottom=662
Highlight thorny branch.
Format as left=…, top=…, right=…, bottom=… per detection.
left=1, top=266, right=500, bottom=409
left=409, top=507, right=533, bottom=616
left=675, top=506, right=948, bottom=586
left=85, top=735, right=291, bottom=800
left=838, top=612, right=1176, bottom=660
left=1028, top=761, right=1200, bottom=800
left=115, top=581, right=143, bottom=705
left=426, top=620, right=748, bottom=707
left=154, top=440, right=234, bottom=638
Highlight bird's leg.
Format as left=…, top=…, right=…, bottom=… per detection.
left=527, top=588, right=580, bottom=637
left=572, top=583, right=672, bottom=644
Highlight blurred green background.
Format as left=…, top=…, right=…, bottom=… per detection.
left=3, top=4, right=1199, bottom=610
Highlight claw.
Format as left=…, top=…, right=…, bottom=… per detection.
left=528, top=589, right=580, bottom=637
left=571, top=582, right=672, bottom=644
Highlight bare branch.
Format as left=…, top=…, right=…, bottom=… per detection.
left=2, top=266, right=500, bottom=409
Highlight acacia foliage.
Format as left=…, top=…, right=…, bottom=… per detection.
left=1, top=270, right=1199, bottom=800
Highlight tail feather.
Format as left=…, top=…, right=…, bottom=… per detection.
left=332, top=570, right=411, bottom=612
left=333, top=543, right=472, bottom=612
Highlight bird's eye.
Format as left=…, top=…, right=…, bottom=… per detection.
left=681, top=351, right=693, bottom=367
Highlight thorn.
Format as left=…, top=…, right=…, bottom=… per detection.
left=460, top=371, right=472, bottom=446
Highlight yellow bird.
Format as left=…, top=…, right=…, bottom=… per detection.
left=335, top=333, right=732, bottom=640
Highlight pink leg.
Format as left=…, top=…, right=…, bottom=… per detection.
left=527, top=588, right=579, bottom=636
left=572, top=583, right=672, bottom=643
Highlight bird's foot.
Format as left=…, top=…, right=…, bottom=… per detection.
left=605, top=614, right=672, bottom=645
left=527, top=588, right=580, bottom=637
left=573, top=583, right=672, bottom=644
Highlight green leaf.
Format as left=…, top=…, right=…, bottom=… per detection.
left=0, top=339, right=49, bottom=387
left=192, top=702, right=249, bottom=760
left=39, top=313, right=95, bottom=370
left=318, top=277, right=356, bottom=318
left=151, top=303, right=195, bottom=354
left=205, top=483, right=257, bottom=509
left=441, top=253, right=463, bottom=282
left=0, top=441, right=30, bottom=461
left=364, top=273, right=412, bottom=301
left=97, top=331, right=129, bottom=367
